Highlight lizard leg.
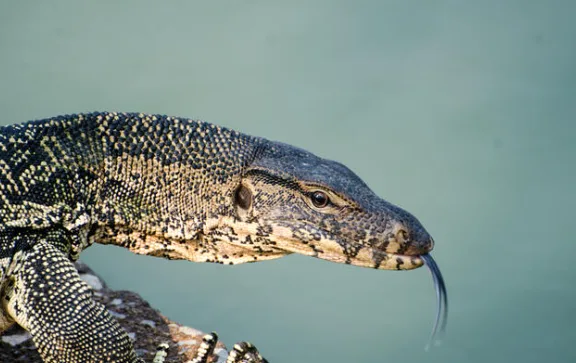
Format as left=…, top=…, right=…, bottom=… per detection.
left=3, top=239, right=144, bottom=362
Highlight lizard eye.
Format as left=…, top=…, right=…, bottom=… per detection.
left=311, top=191, right=329, bottom=208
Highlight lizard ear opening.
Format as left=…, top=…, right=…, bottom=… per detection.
left=234, top=183, right=252, bottom=211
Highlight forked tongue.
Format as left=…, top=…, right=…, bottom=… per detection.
left=420, top=254, right=448, bottom=350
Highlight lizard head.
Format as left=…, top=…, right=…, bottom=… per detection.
left=213, top=141, right=434, bottom=271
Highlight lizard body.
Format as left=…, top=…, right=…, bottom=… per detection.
left=0, top=112, right=437, bottom=362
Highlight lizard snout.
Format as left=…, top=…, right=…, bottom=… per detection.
left=390, top=223, right=434, bottom=256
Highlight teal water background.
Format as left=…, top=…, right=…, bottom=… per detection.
left=1, top=1, right=575, bottom=362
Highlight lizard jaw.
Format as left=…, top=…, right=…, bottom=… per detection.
left=320, top=247, right=425, bottom=271
left=206, top=217, right=427, bottom=270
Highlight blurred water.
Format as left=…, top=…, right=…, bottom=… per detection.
left=1, top=1, right=575, bottom=362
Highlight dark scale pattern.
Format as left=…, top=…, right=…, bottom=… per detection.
left=0, top=112, right=437, bottom=362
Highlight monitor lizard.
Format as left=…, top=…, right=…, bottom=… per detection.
left=0, top=112, right=443, bottom=362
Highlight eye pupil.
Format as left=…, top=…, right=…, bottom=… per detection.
left=311, top=191, right=329, bottom=208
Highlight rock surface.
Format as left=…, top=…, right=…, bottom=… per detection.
left=0, top=261, right=228, bottom=362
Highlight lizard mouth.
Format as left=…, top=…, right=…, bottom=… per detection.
left=228, top=221, right=448, bottom=346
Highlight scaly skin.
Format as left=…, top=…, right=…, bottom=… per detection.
left=0, top=112, right=434, bottom=362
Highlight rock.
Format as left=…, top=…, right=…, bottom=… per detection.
left=0, top=261, right=229, bottom=362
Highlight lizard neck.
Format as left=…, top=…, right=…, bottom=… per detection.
left=88, top=112, right=260, bottom=255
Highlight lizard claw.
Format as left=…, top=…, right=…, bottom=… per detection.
left=152, top=342, right=170, bottom=363
left=227, top=341, right=268, bottom=363
left=190, top=332, right=220, bottom=363
left=187, top=332, right=268, bottom=363
left=149, top=333, right=267, bottom=363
